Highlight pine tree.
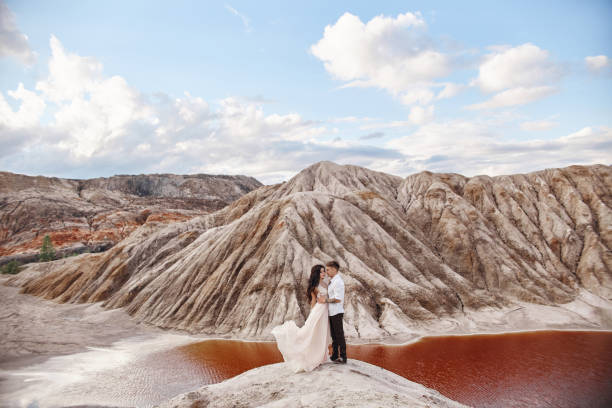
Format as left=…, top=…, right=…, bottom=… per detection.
left=39, top=234, right=56, bottom=262
left=1, top=260, right=20, bottom=274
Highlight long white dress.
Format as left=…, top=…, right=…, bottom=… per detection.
left=271, top=284, right=332, bottom=372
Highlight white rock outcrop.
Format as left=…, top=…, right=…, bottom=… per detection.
left=157, top=359, right=468, bottom=408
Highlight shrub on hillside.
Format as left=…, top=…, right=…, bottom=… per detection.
left=1, top=260, right=21, bottom=274
left=39, top=234, right=56, bottom=262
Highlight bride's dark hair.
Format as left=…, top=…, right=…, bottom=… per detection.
left=306, top=264, right=325, bottom=301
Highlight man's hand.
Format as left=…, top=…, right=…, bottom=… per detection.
left=317, top=295, right=326, bottom=304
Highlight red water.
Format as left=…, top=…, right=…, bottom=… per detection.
left=172, top=331, right=612, bottom=408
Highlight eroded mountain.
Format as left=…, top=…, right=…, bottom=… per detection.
left=5, top=162, right=611, bottom=338
left=0, top=171, right=262, bottom=263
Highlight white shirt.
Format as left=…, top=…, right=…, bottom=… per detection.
left=327, top=273, right=345, bottom=316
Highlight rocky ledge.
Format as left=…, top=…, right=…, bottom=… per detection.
left=157, top=359, right=467, bottom=408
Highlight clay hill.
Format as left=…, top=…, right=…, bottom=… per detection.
left=4, top=162, right=611, bottom=339
left=0, top=171, right=262, bottom=265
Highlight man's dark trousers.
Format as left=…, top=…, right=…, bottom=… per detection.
left=329, top=313, right=346, bottom=361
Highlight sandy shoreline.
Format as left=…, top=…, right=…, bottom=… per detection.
left=0, top=276, right=166, bottom=368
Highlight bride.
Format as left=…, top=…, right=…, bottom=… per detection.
left=271, top=264, right=332, bottom=372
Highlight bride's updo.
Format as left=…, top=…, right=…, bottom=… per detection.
left=306, top=264, right=325, bottom=301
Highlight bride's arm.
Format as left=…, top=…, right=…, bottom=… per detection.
left=310, top=288, right=318, bottom=308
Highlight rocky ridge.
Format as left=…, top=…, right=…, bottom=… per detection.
left=5, top=162, right=612, bottom=339
left=157, top=359, right=467, bottom=408
left=0, top=171, right=262, bottom=264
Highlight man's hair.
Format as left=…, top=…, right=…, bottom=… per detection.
left=326, top=260, right=340, bottom=270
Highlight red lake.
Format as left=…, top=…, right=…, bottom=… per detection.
left=170, top=330, right=612, bottom=408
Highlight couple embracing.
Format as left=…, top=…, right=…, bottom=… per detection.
left=271, top=261, right=347, bottom=372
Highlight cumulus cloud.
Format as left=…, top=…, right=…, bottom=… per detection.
left=474, top=43, right=561, bottom=92
left=35, top=35, right=105, bottom=102
left=466, top=85, right=557, bottom=110
left=436, top=82, right=464, bottom=100
left=311, top=12, right=453, bottom=108
left=0, top=35, right=403, bottom=184
left=585, top=55, right=610, bottom=73
left=2, top=34, right=607, bottom=185
left=31, top=35, right=157, bottom=157
left=386, top=120, right=611, bottom=177
left=0, top=83, right=46, bottom=128
left=400, top=87, right=435, bottom=106
left=0, top=0, right=35, bottom=64
left=408, top=105, right=434, bottom=124
left=469, top=43, right=563, bottom=109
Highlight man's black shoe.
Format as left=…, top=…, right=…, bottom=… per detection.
left=334, top=358, right=347, bottom=364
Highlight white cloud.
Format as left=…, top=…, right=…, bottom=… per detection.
left=436, top=82, right=464, bottom=100
left=225, top=4, right=251, bottom=33
left=30, top=36, right=156, bottom=157
left=36, top=35, right=104, bottom=102
left=0, top=83, right=45, bottom=127
left=466, top=85, right=557, bottom=110
left=408, top=105, right=434, bottom=125
left=2, top=34, right=607, bottom=185
left=469, top=43, right=562, bottom=109
left=475, top=43, right=561, bottom=92
left=328, top=116, right=376, bottom=124
left=359, top=120, right=412, bottom=130
left=0, top=35, right=404, bottom=184
left=386, top=120, right=611, bottom=177
left=311, top=12, right=453, bottom=107
left=520, top=119, right=559, bottom=132
left=585, top=55, right=610, bottom=73
left=400, top=87, right=435, bottom=105
left=0, top=0, right=35, bottom=64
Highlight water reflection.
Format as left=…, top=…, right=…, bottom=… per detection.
left=177, top=331, right=612, bottom=408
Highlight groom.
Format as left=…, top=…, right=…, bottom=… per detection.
left=319, top=260, right=347, bottom=364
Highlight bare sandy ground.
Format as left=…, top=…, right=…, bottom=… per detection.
left=1, top=273, right=611, bottom=407
left=0, top=276, right=167, bottom=369
left=0, top=277, right=203, bottom=407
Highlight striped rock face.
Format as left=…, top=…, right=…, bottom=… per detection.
left=5, top=162, right=611, bottom=339
left=0, top=172, right=262, bottom=262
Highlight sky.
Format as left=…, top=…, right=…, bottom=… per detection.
left=1, top=0, right=611, bottom=184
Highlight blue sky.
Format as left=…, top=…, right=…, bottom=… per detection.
left=1, top=0, right=611, bottom=183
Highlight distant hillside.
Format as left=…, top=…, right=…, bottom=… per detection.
left=0, top=171, right=262, bottom=264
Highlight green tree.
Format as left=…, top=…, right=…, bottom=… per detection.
left=39, top=234, right=56, bottom=262
left=1, top=260, right=21, bottom=274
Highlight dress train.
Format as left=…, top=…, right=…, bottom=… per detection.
left=271, top=290, right=332, bottom=373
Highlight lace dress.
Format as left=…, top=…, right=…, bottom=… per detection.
left=271, top=285, right=332, bottom=372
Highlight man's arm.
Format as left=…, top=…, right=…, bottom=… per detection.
left=325, top=280, right=343, bottom=303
